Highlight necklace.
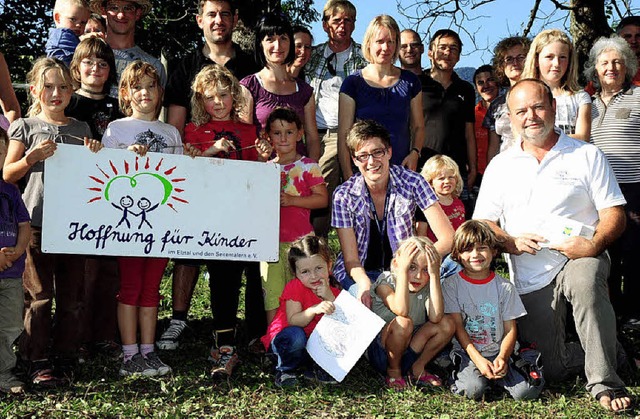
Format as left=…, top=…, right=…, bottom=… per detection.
left=79, top=87, right=105, bottom=96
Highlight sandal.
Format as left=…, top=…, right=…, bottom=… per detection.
left=596, top=387, right=634, bottom=412
left=413, top=370, right=442, bottom=387
left=385, top=376, right=408, bottom=391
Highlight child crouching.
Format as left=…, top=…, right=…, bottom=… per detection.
left=443, top=220, right=544, bottom=400
left=368, top=237, right=455, bottom=390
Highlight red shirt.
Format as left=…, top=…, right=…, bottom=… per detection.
left=474, top=101, right=490, bottom=174
left=184, top=120, right=260, bottom=161
left=427, top=197, right=466, bottom=242
left=261, top=278, right=341, bottom=350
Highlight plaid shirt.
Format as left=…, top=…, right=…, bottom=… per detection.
left=331, top=165, right=439, bottom=288
left=306, top=40, right=368, bottom=105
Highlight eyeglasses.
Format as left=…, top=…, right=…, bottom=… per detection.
left=504, top=54, right=526, bottom=65
left=81, top=59, right=110, bottom=69
left=353, top=148, right=387, bottom=163
left=106, top=4, right=137, bottom=14
left=326, top=52, right=337, bottom=76
left=400, top=42, right=423, bottom=50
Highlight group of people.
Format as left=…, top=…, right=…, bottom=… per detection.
left=0, top=0, right=638, bottom=413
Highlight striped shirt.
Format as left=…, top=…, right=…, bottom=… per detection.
left=591, top=85, right=640, bottom=183
left=331, top=165, right=438, bottom=288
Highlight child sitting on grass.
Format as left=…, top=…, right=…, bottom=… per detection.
left=443, top=220, right=544, bottom=400
left=261, top=235, right=340, bottom=387
left=368, top=236, right=455, bottom=390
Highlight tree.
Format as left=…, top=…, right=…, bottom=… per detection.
left=396, top=0, right=639, bottom=67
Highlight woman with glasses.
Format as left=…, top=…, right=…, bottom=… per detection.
left=332, top=120, right=453, bottom=308
left=240, top=12, right=320, bottom=161
left=483, top=36, right=531, bottom=158
left=337, top=15, right=424, bottom=180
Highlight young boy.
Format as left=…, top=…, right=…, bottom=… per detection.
left=0, top=127, right=31, bottom=394
left=368, top=237, right=455, bottom=390
left=443, top=220, right=544, bottom=400
left=261, top=107, right=328, bottom=324
left=45, top=0, right=91, bottom=66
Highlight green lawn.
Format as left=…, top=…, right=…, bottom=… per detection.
left=1, top=260, right=638, bottom=418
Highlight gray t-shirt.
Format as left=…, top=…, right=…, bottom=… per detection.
left=370, top=271, right=431, bottom=325
left=7, top=117, right=90, bottom=227
left=442, top=271, right=526, bottom=357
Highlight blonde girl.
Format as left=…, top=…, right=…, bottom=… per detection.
left=522, top=29, right=592, bottom=141
left=102, top=61, right=183, bottom=378
left=4, top=57, right=101, bottom=387
left=417, top=155, right=465, bottom=242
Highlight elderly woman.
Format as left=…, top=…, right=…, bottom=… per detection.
left=586, top=35, right=640, bottom=328
left=332, top=120, right=453, bottom=307
left=483, top=36, right=530, bottom=158
left=338, top=15, right=424, bottom=179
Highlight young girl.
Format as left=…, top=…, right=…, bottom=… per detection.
left=166, top=64, right=271, bottom=378
left=102, top=60, right=182, bottom=377
left=260, top=235, right=340, bottom=387
left=443, top=220, right=544, bottom=400
left=4, top=57, right=102, bottom=387
left=368, top=236, right=455, bottom=390
left=417, top=155, right=465, bottom=242
left=262, top=107, right=328, bottom=325
left=66, top=37, right=123, bottom=362
left=521, top=29, right=591, bottom=141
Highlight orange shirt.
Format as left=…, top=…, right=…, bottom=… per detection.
left=474, top=101, right=490, bottom=174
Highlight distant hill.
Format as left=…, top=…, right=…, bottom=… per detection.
left=455, top=66, right=476, bottom=85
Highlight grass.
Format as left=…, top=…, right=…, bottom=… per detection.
left=1, top=246, right=639, bottom=417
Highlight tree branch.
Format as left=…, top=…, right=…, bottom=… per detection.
left=524, top=0, right=543, bottom=36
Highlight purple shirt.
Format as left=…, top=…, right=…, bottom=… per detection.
left=340, top=69, right=421, bottom=165
left=331, top=165, right=438, bottom=288
left=0, top=181, right=30, bottom=279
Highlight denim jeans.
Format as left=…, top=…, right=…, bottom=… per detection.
left=270, top=326, right=308, bottom=373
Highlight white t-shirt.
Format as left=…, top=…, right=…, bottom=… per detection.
left=554, top=90, right=591, bottom=136
left=473, top=131, right=625, bottom=294
left=103, top=117, right=183, bottom=155
left=315, top=45, right=352, bottom=129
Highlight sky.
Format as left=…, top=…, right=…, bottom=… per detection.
left=308, top=0, right=600, bottom=69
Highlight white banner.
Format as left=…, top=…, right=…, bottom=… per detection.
left=307, top=291, right=385, bottom=382
left=42, top=144, right=280, bottom=261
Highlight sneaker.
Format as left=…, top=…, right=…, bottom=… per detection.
left=0, top=373, right=25, bottom=394
left=119, top=353, right=157, bottom=377
left=303, top=367, right=337, bottom=385
left=275, top=371, right=298, bottom=387
left=143, top=352, right=171, bottom=376
left=157, top=319, right=187, bottom=350
left=209, top=345, right=239, bottom=377
left=30, top=360, right=67, bottom=388
left=94, top=340, right=122, bottom=359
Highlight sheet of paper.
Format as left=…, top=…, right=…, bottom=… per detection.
left=306, top=291, right=385, bottom=382
left=507, top=213, right=594, bottom=248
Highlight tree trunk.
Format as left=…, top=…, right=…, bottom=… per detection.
left=570, top=0, right=612, bottom=77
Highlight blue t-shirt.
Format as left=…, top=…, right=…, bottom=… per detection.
left=340, top=69, right=421, bottom=165
left=0, top=181, right=30, bottom=279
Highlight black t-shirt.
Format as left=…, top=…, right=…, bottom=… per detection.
left=65, top=93, right=124, bottom=141
left=163, top=44, right=260, bottom=119
left=419, top=70, right=476, bottom=174
left=364, top=217, right=392, bottom=272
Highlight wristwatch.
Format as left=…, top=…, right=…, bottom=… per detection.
left=410, top=147, right=421, bottom=158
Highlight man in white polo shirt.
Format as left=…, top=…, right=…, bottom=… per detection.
left=474, top=78, right=631, bottom=412
left=306, top=0, right=366, bottom=237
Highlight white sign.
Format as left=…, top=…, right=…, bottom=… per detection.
left=42, top=144, right=280, bottom=261
left=307, top=291, right=385, bottom=382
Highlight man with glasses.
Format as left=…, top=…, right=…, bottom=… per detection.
left=306, top=0, right=367, bottom=238
left=398, top=29, right=424, bottom=76
left=90, top=0, right=166, bottom=97
left=419, top=29, right=477, bottom=216
left=157, top=0, right=261, bottom=377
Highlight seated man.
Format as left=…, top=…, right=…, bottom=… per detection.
left=474, top=78, right=632, bottom=412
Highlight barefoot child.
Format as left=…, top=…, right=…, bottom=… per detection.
left=4, top=57, right=102, bottom=387
left=262, top=107, right=328, bottom=324
left=261, top=235, right=340, bottom=387
left=444, top=220, right=544, bottom=400
left=368, top=237, right=455, bottom=390
left=102, top=60, right=182, bottom=377
left=0, top=127, right=30, bottom=394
